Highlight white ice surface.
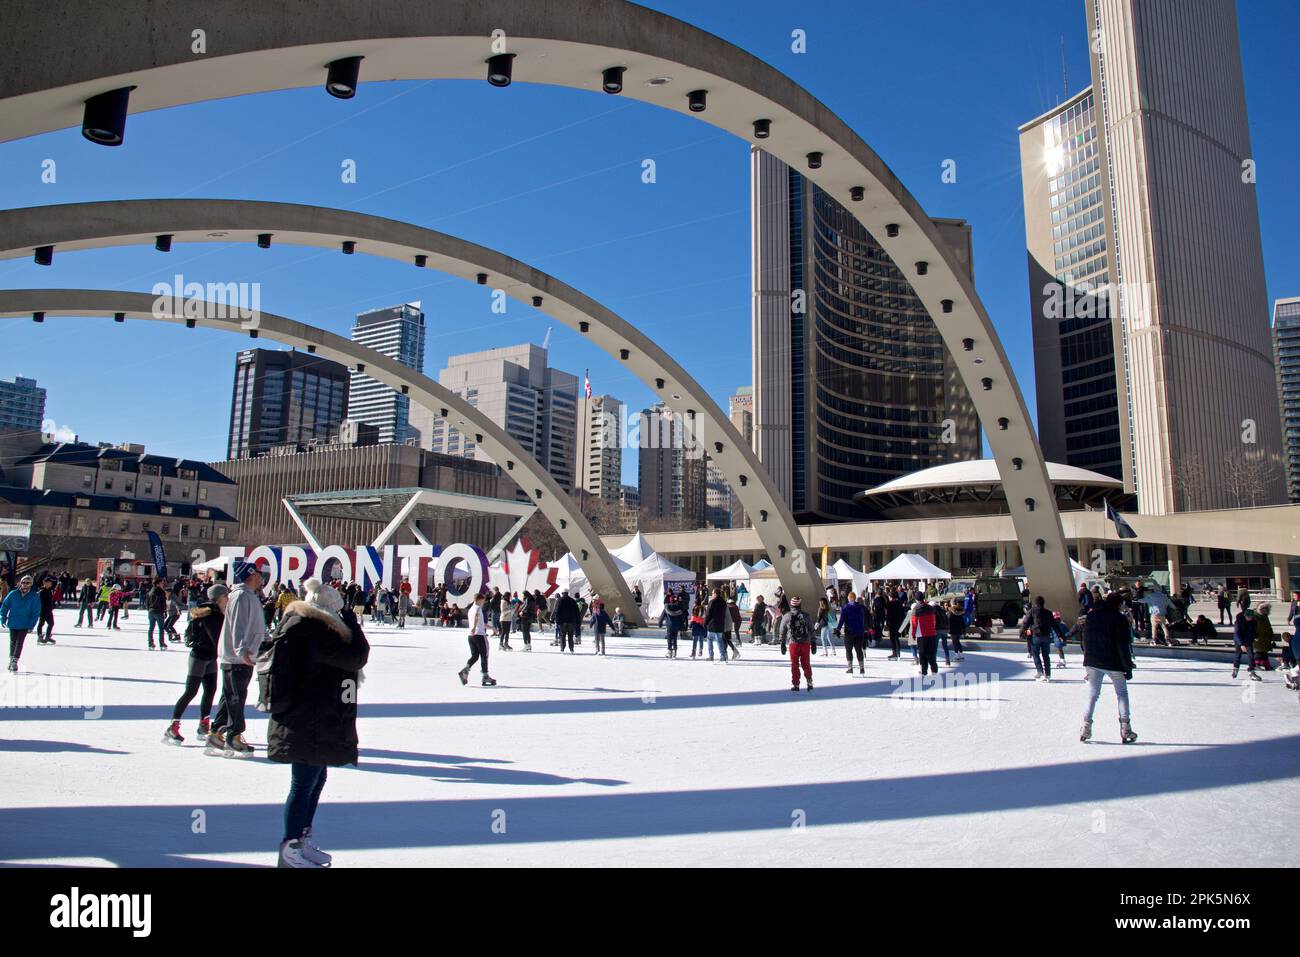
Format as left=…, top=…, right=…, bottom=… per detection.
left=1, top=607, right=1296, bottom=867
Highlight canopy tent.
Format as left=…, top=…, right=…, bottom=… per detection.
left=611, top=531, right=656, bottom=567
left=826, top=558, right=870, bottom=595
left=549, top=550, right=632, bottom=598
left=1005, top=558, right=1098, bottom=589
left=706, top=559, right=756, bottom=581
left=866, top=553, right=952, bottom=581
left=751, top=559, right=773, bottom=570
left=625, top=552, right=696, bottom=620
left=191, top=555, right=230, bottom=573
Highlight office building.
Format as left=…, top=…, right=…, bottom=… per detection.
left=347, top=302, right=426, bottom=445
left=1273, top=298, right=1300, bottom=503
left=226, top=348, right=350, bottom=459
left=638, top=403, right=706, bottom=529
left=0, top=375, right=46, bottom=433
left=575, top=393, right=624, bottom=502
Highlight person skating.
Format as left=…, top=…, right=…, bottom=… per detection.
left=2, top=574, right=41, bottom=672
left=688, top=602, right=707, bottom=659
left=1080, top=592, right=1137, bottom=743
left=663, top=590, right=685, bottom=658
left=517, top=590, right=537, bottom=651
left=207, top=559, right=267, bottom=757
left=590, top=599, right=611, bottom=655
left=163, top=583, right=228, bottom=746
left=458, top=592, right=496, bottom=686
left=499, top=595, right=515, bottom=651
left=725, top=595, right=742, bottom=659
left=554, top=590, right=580, bottom=653
left=705, top=587, right=730, bottom=662
left=911, top=597, right=940, bottom=677
left=34, top=577, right=57, bottom=645
left=748, top=594, right=768, bottom=645
left=74, top=578, right=96, bottom=629
left=782, top=596, right=815, bottom=692
left=837, top=591, right=867, bottom=674
left=1021, top=596, right=1056, bottom=681
left=1232, top=607, right=1262, bottom=681
left=146, top=578, right=170, bottom=650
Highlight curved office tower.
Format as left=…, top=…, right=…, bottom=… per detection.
left=752, top=149, right=980, bottom=523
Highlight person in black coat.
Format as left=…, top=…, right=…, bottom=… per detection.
left=266, top=578, right=370, bottom=868
left=162, top=585, right=227, bottom=744
left=1080, top=593, right=1137, bottom=743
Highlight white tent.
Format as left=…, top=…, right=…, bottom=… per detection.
left=1004, top=559, right=1097, bottom=589
left=827, top=558, right=870, bottom=594
left=626, top=552, right=696, bottom=620
left=549, top=551, right=633, bottom=598
left=866, top=553, right=952, bottom=581
left=612, top=531, right=656, bottom=566
left=751, top=559, right=773, bottom=570
left=706, top=559, right=756, bottom=581
left=192, top=555, right=230, bottom=573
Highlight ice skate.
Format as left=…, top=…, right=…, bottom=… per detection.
left=162, top=720, right=184, bottom=746
left=1119, top=720, right=1137, bottom=744
left=196, top=717, right=211, bottom=739
left=299, top=827, right=333, bottom=866
left=7, top=657, right=16, bottom=672
left=225, top=733, right=254, bottom=758
left=458, top=668, right=469, bottom=685
left=278, top=839, right=323, bottom=868
left=1080, top=720, right=1092, bottom=743
left=203, top=731, right=226, bottom=756
left=481, top=674, right=497, bottom=687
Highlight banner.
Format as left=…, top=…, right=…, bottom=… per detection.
left=145, top=531, right=168, bottom=578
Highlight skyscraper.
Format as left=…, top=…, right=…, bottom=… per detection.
left=347, top=302, right=426, bottom=445
left=727, top=387, right=754, bottom=527
left=227, top=348, right=350, bottom=459
left=421, top=343, right=578, bottom=494
left=751, top=150, right=981, bottom=523
left=575, top=392, right=624, bottom=502
left=1273, top=298, right=1300, bottom=503
left=0, top=375, right=46, bottom=433
left=638, top=403, right=705, bottom=530
left=1022, top=0, right=1284, bottom=513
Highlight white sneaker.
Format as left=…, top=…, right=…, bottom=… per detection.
left=300, top=828, right=333, bottom=866
left=278, top=839, right=323, bottom=868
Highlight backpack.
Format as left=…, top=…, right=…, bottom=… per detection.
left=183, top=615, right=203, bottom=649
left=255, top=634, right=295, bottom=714
left=787, top=611, right=812, bottom=644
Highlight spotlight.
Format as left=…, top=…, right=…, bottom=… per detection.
left=942, top=299, right=954, bottom=314
left=760, top=510, right=769, bottom=523
left=414, top=254, right=427, bottom=267
left=753, top=118, right=771, bottom=139
left=475, top=433, right=483, bottom=444
left=739, top=474, right=748, bottom=486
left=806, top=151, right=823, bottom=169
left=1011, top=457, right=1023, bottom=470
left=249, top=330, right=258, bottom=339
left=185, top=318, right=196, bottom=329
left=325, top=57, right=363, bottom=99
left=687, top=89, right=707, bottom=112
left=34, top=246, right=53, bottom=266
left=307, top=345, right=316, bottom=354
left=155, top=234, right=173, bottom=252
left=32, top=311, right=44, bottom=323
left=257, top=233, right=272, bottom=249
left=559, top=519, right=567, bottom=529
left=961, top=337, right=974, bottom=351
left=915, top=261, right=928, bottom=276
left=355, top=363, right=365, bottom=373
left=341, top=241, right=355, bottom=254
left=476, top=273, right=488, bottom=285
left=487, top=53, right=516, bottom=87
left=400, top=385, right=409, bottom=395
left=506, top=460, right=514, bottom=471
left=532, top=295, right=543, bottom=307
left=534, top=489, right=543, bottom=499
left=849, top=186, right=864, bottom=202
left=602, top=66, right=625, bottom=94
left=113, top=312, right=125, bottom=323
left=1035, top=539, right=1046, bottom=554
left=1025, top=498, right=1036, bottom=512
left=713, top=442, right=723, bottom=454
left=579, top=321, right=590, bottom=333
left=619, top=349, right=630, bottom=360
left=81, top=86, right=135, bottom=146
left=997, top=417, right=1009, bottom=430
left=655, top=378, right=665, bottom=389
left=981, top=377, right=993, bottom=391
left=885, top=224, right=899, bottom=238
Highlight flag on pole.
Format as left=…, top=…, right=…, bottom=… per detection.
left=1104, top=499, right=1138, bottom=540
left=584, top=370, right=592, bottom=399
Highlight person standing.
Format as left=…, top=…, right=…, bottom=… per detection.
left=207, top=559, right=266, bottom=757
left=725, top=594, right=743, bottom=659
left=781, top=596, right=815, bottom=692
left=34, top=577, right=57, bottom=645
left=458, top=592, right=496, bottom=687
left=1217, top=586, right=1231, bottom=625
left=911, top=597, right=939, bottom=676
left=165, top=587, right=184, bottom=642
left=75, top=577, right=96, bottom=629
left=1236, top=583, right=1251, bottom=615
left=1021, top=596, right=1056, bottom=681
left=838, top=591, right=867, bottom=675
left=1080, top=592, right=1137, bottom=744
left=948, top=598, right=967, bottom=662
left=705, top=587, right=730, bottom=662
left=662, top=590, right=685, bottom=659
left=106, top=584, right=124, bottom=630
left=146, top=578, right=170, bottom=650
left=885, top=590, right=906, bottom=659
left=498, top=595, right=515, bottom=651
left=2, top=574, right=42, bottom=672
left=1232, top=607, right=1262, bottom=682
left=162, top=583, right=228, bottom=745
left=516, top=590, right=537, bottom=651
left=815, top=597, right=834, bottom=657
left=590, top=599, right=611, bottom=655
left=748, top=594, right=768, bottom=645
left=554, top=590, right=579, bottom=653
left=266, top=577, right=370, bottom=868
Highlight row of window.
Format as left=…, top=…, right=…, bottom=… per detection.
left=1050, top=188, right=1102, bottom=225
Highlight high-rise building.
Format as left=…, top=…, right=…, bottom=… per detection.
left=1021, top=0, right=1284, bottom=513
left=420, top=343, right=578, bottom=494
left=0, top=375, right=46, bottom=433
left=227, top=348, right=350, bottom=459
left=728, top=387, right=754, bottom=527
left=617, top=484, right=640, bottom=532
left=1273, top=298, right=1300, bottom=503
left=347, top=302, right=426, bottom=445
left=638, top=403, right=705, bottom=529
left=575, top=393, right=623, bottom=502
left=751, top=151, right=981, bottom=523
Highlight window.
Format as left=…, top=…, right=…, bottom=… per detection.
left=141, top=522, right=151, bottom=531
left=163, top=483, right=172, bottom=496
left=75, top=497, right=89, bottom=507
left=118, top=501, right=133, bottom=512
left=217, top=527, right=226, bottom=540
left=119, top=519, right=129, bottom=532
left=198, top=509, right=210, bottom=519
left=124, top=481, right=134, bottom=493
left=144, top=483, right=153, bottom=495
left=198, top=527, right=207, bottom=539
left=103, top=478, right=113, bottom=490
left=161, top=523, right=170, bottom=535
left=81, top=474, right=92, bottom=488
left=181, top=487, right=189, bottom=498
left=198, top=487, right=208, bottom=502
left=180, top=524, right=189, bottom=537
left=160, top=505, right=174, bottom=515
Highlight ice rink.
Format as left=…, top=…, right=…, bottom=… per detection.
left=1, top=607, right=1296, bottom=867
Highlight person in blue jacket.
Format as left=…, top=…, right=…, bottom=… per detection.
left=3, top=574, right=43, bottom=672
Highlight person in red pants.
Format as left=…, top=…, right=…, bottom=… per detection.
left=781, top=596, right=816, bottom=693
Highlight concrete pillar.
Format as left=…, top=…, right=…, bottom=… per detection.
left=1167, top=547, right=1182, bottom=597
left=1272, top=554, right=1290, bottom=601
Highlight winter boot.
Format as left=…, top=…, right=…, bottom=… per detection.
left=299, top=827, right=333, bottom=866
left=203, top=731, right=226, bottom=756
left=481, top=674, right=497, bottom=687
left=225, top=733, right=254, bottom=758
left=1079, top=719, right=1092, bottom=743
left=1119, top=720, right=1137, bottom=744
left=162, top=720, right=184, bottom=746
left=278, top=839, right=322, bottom=868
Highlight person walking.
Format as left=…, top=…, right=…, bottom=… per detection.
left=1232, top=606, right=1262, bottom=681
left=705, top=587, right=730, bottom=662
left=838, top=591, right=867, bottom=675
left=1080, top=592, right=1137, bottom=743
left=34, top=577, right=57, bottom=645
left=266, top=577, right=370, bottom=868
left=782, top=596, right=815, bottom=692
left=2, top=574, right=42, bottom=672
left=162, top=583, right=227, bottom=746
left=207, top=559, right=267, bottom=757
left=458, top=591, right=496, bottom=686
left=74, top=578, right=96, bottom=629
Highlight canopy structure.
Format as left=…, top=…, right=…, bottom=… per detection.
left=751, top=559, right=773, bottom=570
left=827, top=558, right=870, bottom=594
left=192, top=555, right=230, bottom=573
left=625, top=552, right=696, bottom=620
left=550, top=550, right=632, bottom=597
left=1005, top=559, right=1098, bottom=589
left=611, top=532, right=656, bottom=567
left=706, top=559, right=756, bottom=581
left=866, top=553, right=952, bottom=581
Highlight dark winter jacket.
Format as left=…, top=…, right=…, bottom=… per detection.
left=184, top=602, right=224, bottom=661
left=1081, top=604, right=1134, bottom=675
left=266, top=602, right=370, bottom=767
left=704, top=596, right=729, bottom=633
left=839, top=600, right=866, bottom=635
left=780, top=609, right=815, bottom=645
left=148, top=585, right=167, bottom=615
left=555, top=594, right=580, bottom=625
left=78, top=582, right=95, bottom=607
left=39, top=586, right=54, bottom=615
left=1023, top=604, right=1054, bottom=639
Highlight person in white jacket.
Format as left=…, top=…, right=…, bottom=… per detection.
left=207, top=558, right=267, bottom=757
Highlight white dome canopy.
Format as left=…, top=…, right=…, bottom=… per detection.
left=863, top=459, right=1122, bottom=498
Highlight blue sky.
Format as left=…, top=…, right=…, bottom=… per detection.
left=1, top=0, right=1297, bottom=485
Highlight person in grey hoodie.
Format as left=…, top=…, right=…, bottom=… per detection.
left=207, top=558, right=267, bottom=757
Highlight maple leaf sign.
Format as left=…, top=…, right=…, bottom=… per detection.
left=496, top=538, right=559, bottom=597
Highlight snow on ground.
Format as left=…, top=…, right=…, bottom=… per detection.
left=1, top=607, right=1296, bottom=867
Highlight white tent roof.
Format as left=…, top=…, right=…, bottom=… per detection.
left=828, top=558, right=860, bottom=579
left=626, top=552, right=695, bottom=582
left=866, top=553, right=952, bottom=580
left=751, top=559, right=773, bottom=570
left=612, top=532, right=656, bottom=566
left=1005, top=559, right=1097, bottom=588
left=556, top=550, right=632, bottom=583
left=192, top=555, right=229, bottom=572
left=706, top=559, right=756, bottom=581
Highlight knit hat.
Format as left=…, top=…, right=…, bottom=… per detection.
left=230, top=558, right=259, bottom=584
left=303, top=578, right=343, bottom=616
left=790, top=596, right=802, bottom=607
left=207, top=583, right=230, bottom=602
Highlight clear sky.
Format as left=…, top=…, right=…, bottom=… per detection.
left=1, top=0, right=1296, bottom=486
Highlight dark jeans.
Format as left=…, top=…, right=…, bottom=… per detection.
left=8, top=628, right=28, bottom=661
left=171, top=662, right=218, bottom=721
left=557, top=623, right=576, bottom=653
left=917, top=634, right=939, bottom=675
left=148, top=611, right=167, bottom=644
left=518, top=620, right=532, bottom=647
left=888, top=626, right=901, bottom=657
left=76, top=604, right=95, bottom=627
left=465, top=634, right=490, bottom=673
left=1232, top=637, right=1255, bottom=671
left=594, top=630, right=606, bottom=654
left=666, top=622, right=679, bottom=654
left=283, top=763, right=328, bottom=843
left=844, top=630, right=865, bottom=669
left=107, top=606, right=120, bottom=628
left=1031, top=638, right=1052, bottom=677
left=36, top=611, right=55, bottom=640
left=212, top=663, right=253, bottom=737
left=949, top=626, right=965, bottom=654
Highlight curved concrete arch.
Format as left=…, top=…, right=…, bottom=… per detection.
left=0, top=287, right=643, bottom=622
left=0, top=197, right=826, bottom=604
left=0, top=0, right=1075, bottom=610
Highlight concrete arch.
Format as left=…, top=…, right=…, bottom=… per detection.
left=0, top=287, right=643, bottom=622
left=0, top=198, right=826, bottom=604
left=0, top=0, right=1075, bottom=610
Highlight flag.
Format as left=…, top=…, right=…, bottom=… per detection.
left=1104, top=499, right=1138, bottom=540
left=820, top=544, right=829, bottom=578
left=145, top=530, right=168, bottom=578
left=584, top=370, right=591, bottom=399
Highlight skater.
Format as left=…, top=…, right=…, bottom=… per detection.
left=748, top=594, right=768, bottom=645
left=590, top=599, right=611, bottom=655
left=207, top=558, right=267, bottom=757
left=911, top=596, right=940, bottom=676
left=688, top=602, right=707, bottom=659
left=74, top=578, right=96, bottom=628
left=1021, top=596, right=1055, bottom=681
left=815, top=598, right=834, bottom=657
left=1253, top=604, right=1276, bottom=672
left=554, top=590, right=579, bottom=653
left=162, top=583, right=227, bottom=746
left=782, top=596, right=815, bottom=692
left=34, top=577, right=57, bottom=645
left=499, top=595, right=515, bottom=651
left=1052, top=612, right=1077, bottom=668
left=1217, top=586, right=1231, bottom=625
left=106, top=584, right=124, bottom=630
left=947, top=598, right=967, bottom=661
left=663, top=590, right=685, bottom=658
left=725, top=594, right=743, bottom=659
left=165, top=587, right=184, bottom=641
left=705, top=587, right=729, bottom=662
left=838, top=591, right=867, bottom=675
left=612, top=606, right=626, bottom=637
left=146, top=578, right=170, bottom=650
left=1080, top=592, right=1137, bottom=743
left=458, top=592, right=496, bottom=686
left=267, top=577, right=370, bottom=867
left=1232, top=607, right=1262, bottom=681
left=2, top=574, right=41, bottom=672
left=886, top=590, right=905, bottom=659
left=517, top=590, right=537, bottom=651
